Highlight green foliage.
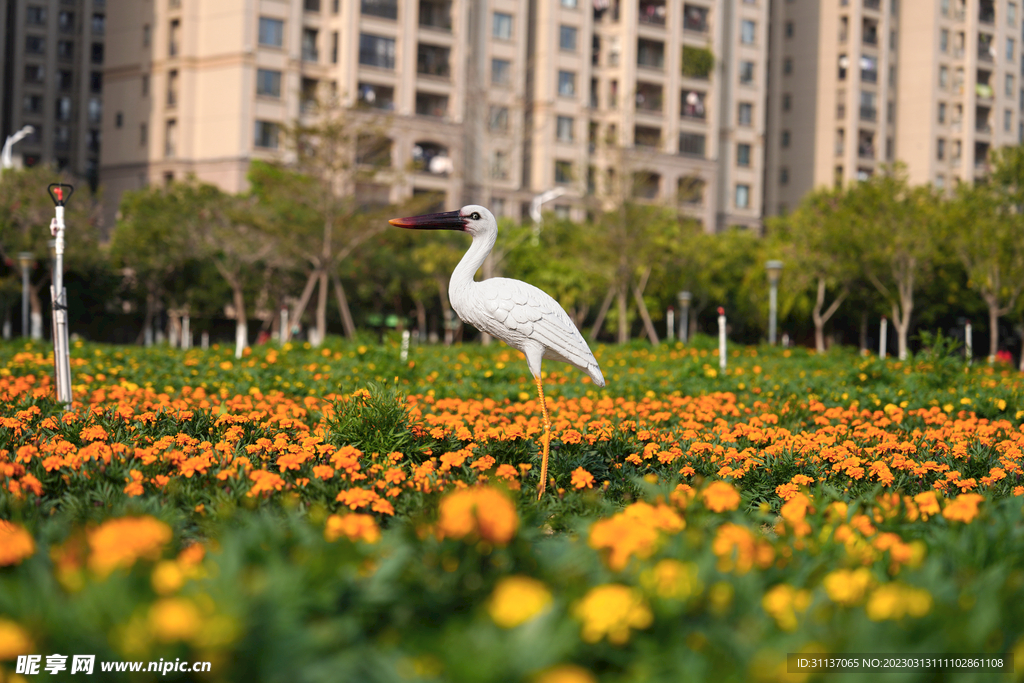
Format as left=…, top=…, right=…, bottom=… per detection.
left=681, top=46, right=715, bottom=79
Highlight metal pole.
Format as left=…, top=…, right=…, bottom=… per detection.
left=717, top=307, right=727, bottom=371
left=766, top=260, right=783, bottom=345
left=47, top=184, right=73, bottom=409
left=18, top=253, right=32, bottom=337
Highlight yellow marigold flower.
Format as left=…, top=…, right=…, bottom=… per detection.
left=534, top=665, right=597, bottom=683
left=914, top=491, right=941, bottom=519
left=702, top=481, right=741, bottom=513
left=762, top=584, right=811, bottom=631
left=0, top=619, right=33, bottom=660
left=574, top=584, right=652, bottom=645
left=487, top=576, right=552, bottom=628
left=88, top=516, right=172, bottom=576
left=570, top=467, right=596, bottom=489
left=823, top=568, right=874, bottom=606
left=437, top=486, right=518, bottom=545
left=942, top=493, right=984, bottom=523
left=641, top=559, right=702, bottom=600
left=0, top=520, right=35, bottom=567
left=866, top=583, right=932, bottom=621
left=148, top=597, right=202, bottom=643
left=151, top=560, right=185, bottom=595
left=324, top=513, right=381, bottom=544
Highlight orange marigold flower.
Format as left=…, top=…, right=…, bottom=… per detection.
left=702, top=481, right=741, bottom=513
left=312, top=464, right=335, bottom=480
left=247, top=470, right=286, bottom=497
left=571, top=467, right=596, bottom=489
left=775, top=483, right=799, bottom=501
left=534, top=665, right=597, bottom=683
left=561, top=430, right=583, bottom=445
left=0, top=520, right=35, bottom=567
left=942, top=493, right=984, bottom=523
left=589, top=502, right=685, bottom=571
left=79, top=425, right=108, bottom=442
left=494, top=464, right=519, bottom=481
left=325, top=513, right=381, bottom=544
left=88, top=516, right=172, bottom=576
left=336, top=488, right=380, bottom=510
left=914, top=491, right=941, bottom=519
left=439, top=449, right=471, bottom=472
left=437, top=486, right=518, bottom=545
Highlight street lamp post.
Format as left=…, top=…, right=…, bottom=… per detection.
left=47, top=183, right=74, bottom=408
left=677, top=291, right=692, bottom=343
left=2, top=126, right=35, bottom=170
left=529, top=187, right=568, bottom=245
left=765, top=260, right=783, bottom=345
left=17, top=252, right=33, bottom=338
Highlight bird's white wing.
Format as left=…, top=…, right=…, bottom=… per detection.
left=458, top=277, right=605, bottom=386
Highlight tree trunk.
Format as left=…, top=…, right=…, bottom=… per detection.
left=414, top=299, right=427, bottom=340
left=616, top=283, right=629, bottom=344
left=811, top=279, right=848, bottom=354
left=28, top=283, right=43, bottom=341
left=330, top=272, right=357, bottom=339
left=589, top=287, right=615, bottom=339
left=287, top=268, right=321, bottom=343
left=139, top=290, right=157, bottom=346
left=987, top=297, right=1001, bottom=362
left=632, top=267, right=659, bottom=346
left=859, top=311, right=868, bottom=355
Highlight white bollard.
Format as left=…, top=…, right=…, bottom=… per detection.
left=666, top=308, right=675, bottom=341
left=717, top=306, right=727, bottom=371
left=201, top=331, right=209, bottom=350
left=400, top=329, right=410, bottom=362
left=879, top=317, right=888, bottom=359
left=965, top=321, right=973, bottom=364
left=279, top=309, right=288, bottom=345
left=181, top=315, right=190, bottom=350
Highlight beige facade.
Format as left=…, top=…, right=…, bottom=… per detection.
left=100, top=0, right=768, bottom=231
left=1, top=0, right=107, bottom=185
left=766, top=0, right=1023, bottom=215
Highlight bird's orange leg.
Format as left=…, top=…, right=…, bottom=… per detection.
left=535, top=375, right=552, bottom=500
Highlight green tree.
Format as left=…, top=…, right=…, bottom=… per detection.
left=983, top=145, right=1024, bottom=366
left=849, top=167, right=942, bottom=360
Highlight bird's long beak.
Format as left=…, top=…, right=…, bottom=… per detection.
left=389, top=210, right=466, bottom=231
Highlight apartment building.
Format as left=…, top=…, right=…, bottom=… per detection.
left=0, top=0, right=107, bottom=186
left=99, top=0, right=768, bottom=232
left=765, top=0, right=1022, bottom=215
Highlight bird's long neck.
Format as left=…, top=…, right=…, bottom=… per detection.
left=449, top=229, right=496, bottom=301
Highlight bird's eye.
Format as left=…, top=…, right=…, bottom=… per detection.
left=471, top=212, right=481, bottom=220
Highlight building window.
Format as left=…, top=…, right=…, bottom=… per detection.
left=683, top=4, right=709, bottom=32
left=678, top=176, right=705, bottom=204
left=140, top=122, right=147, bottom=145
left=331, top=31, right=339, bottom=63
left=1007, top=108, right=1014, bottom=131
left=358, top=82, right=394, bottom=110
left=491, top=58, right=511, bottom=85
left=637, top=38, right=665, bottom=69
left=558, top=70, right=576, bottom=97
left=782, top=130, right=790, bottom=147
left=418, top=44, right=451, bottom=78
left=257, top=69, right=282, bottom=97
left=562, top=0, right=578, bottom=6
left=492, top=151, right=509, bottom=180
left=1008, top=37, right=1016, bottom=61
left=302, top=28, right=319, bottom=61
left=415, top=91, right=448, bottom=117
left=167, top=70, right=178, bottom=106
left=359, top=33, right=395, bottom=68
left=938, top=101, right=946, bottom=123
left=169, top=19, right=179, bottom=56
left=838, top=53, right=847, bottom=80
left=87, top=97, right=102, bottom=124
left=1008, top=73, right=1016, bottom=97
left=738, top=102, right=753, bottom=126
left=92, top=13, right=105, bottom=35
left=739, top=61, right=754, bottom=84
left=25, top=65, right=45, bottom=83
left=493, top=12, right=512, bottom=39
left=937, top=137, right=946, bottom=159
left=554, top=160, right=573, bottom=184
left=1011, top=2, right=1018, bottom=24
left=90, top=71, right=102, bottom=93
left=258, top=17, right=284, bottom=47
left=58, top=41, right=75, bottom=60
left=560, top=25, right=578, bottom=51
left=678, top=132, right=706, bottom=156
left=254, top=120, right=279, bottom=148
left=557, top=115, right=574, bottom=142
left=741, top=19, right=756, bottom=44
left=785, top=21, right=794, bottom=38
left=939, top=65, right=948, bottom=89
left=25, top=36, right=45, bottom=54
left=735, top=184, right=750, bottom=209
left=489, top=106, right=509, bottom=131
left=361, top=0, right=399, bottom=19
left=304, top=0, right=321, bottom=11
left=784, top=58, right=793, bottom=75
left=26, top=6, right=46, bottom=25
left=23, top=95, right=43, bottom=114
left=736, top=143, right=751, bottom=166
left=143, top=24, right=151, bottom=46
left=940, top=29, right=948, bottom=52
left=783, top=93, right=791, bottom=111
left=681, top=89, right=706, bottom=118
left=142, top=74, right=149, bottom=96
left=165, top=119, right=177, bottom=157
left=780, top=167, right=789, bottom=185
left=56, top=96, right=72, bottom=121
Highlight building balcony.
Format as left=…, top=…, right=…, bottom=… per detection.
left=639, top=0, right=667, bottom=25
left=418, top=0, right=451, bottom=30
left=859, top=106, right=877, bottom=121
